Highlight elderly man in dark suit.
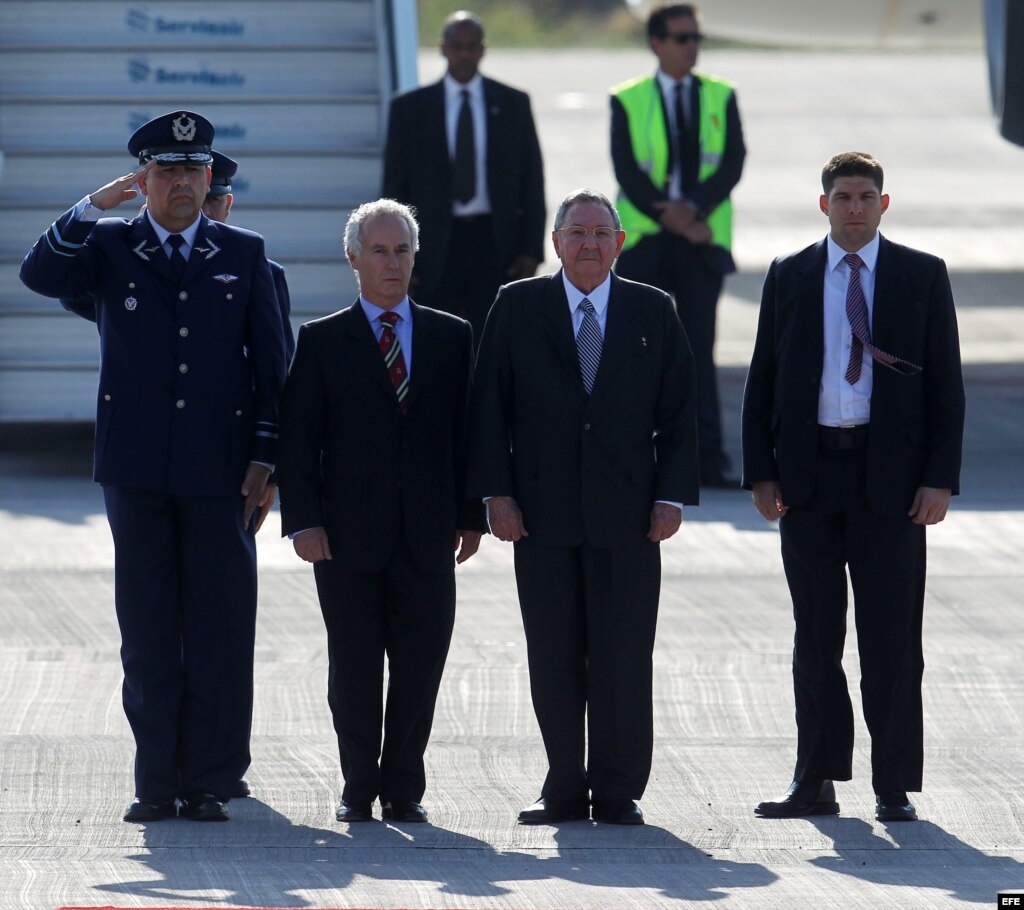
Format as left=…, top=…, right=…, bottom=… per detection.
left=469, top=188, right=699, bottom=826
left=742, top=151, right=965, bottom=823
left=277, top=199, right=484, bottom=825
left=20, top=111, right=287, bottom=823
left=381, top=10, right=545, bottom=343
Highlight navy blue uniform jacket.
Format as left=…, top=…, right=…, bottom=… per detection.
left=21, top=207, right=287, bottom=496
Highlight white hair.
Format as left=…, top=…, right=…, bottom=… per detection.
left=344, top=199, right=419, bottom=256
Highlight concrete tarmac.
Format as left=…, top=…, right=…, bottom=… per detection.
left=1, top=48, right=1022, bottom=909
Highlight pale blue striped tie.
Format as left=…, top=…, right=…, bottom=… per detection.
left=576, top=297, right=603, bottom=395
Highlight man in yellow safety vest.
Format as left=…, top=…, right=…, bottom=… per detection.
left=611, top=2, right=746, bottom=488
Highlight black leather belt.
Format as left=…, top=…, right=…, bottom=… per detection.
left=818, top=424, right=869, bottom=451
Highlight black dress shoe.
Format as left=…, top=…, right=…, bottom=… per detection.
left=234, top=778, right=251, bottom=798
left=336, top=800, right=374, bottom=823
left=876, top=791, right=918, bottom=821
left=123, top=798, right=177, bottom=822
left=382, top=800, right=428, bottom=823
left=592, top=799, right=644, bottom=825
left=518, top=797, right=590, bottom=824
left=179, top=793, right=230, bottom=821
left=755, top=780, right=839, bottom=818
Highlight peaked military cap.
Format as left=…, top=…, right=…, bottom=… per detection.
left=128, top=111, right=214, bottom=165
left=207, top=151, right=238, bottom=198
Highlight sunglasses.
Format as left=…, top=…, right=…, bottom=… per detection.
left=661, top=32, right=704, bottom=45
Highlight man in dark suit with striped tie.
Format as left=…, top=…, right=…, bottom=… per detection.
left=277, top=199, right=485, bottom=825
left=469, top=188, right=699, bottom=826
left=742, top=152, right=965, bottom=823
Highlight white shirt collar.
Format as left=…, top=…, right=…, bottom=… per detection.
left=444, top=72, right=483, bottom=104
left=656, top=69, right=692, bottom=95
left=562, top=270, right=612, bottom=316
left=827, top=231, right=880, bottom=274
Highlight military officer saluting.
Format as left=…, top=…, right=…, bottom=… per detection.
left=20, top=111, right=287, bottom=823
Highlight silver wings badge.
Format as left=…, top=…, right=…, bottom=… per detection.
left=193, top=240, right=220, bottom=260
left=213, top=274, right=239, bottom=284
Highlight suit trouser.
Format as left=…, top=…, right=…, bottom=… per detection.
left=513, top=538, right=661, bottom=802
left=417, top=215, right=502, bottom=347
left=779, top=448, right=927, bottom=793
left=313, top=535, right=456, bottom=805
left=615, top=232, right=728, bottom=478
left=103, top=484, right=257, bottom=802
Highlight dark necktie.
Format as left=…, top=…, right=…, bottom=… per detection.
left=843, top=253, right=921, bottom=383
left=453, top=89, right=476, bottom=204
left=379, top=311, right=409, bottom=411
left=576, top=298, right=603, bottom=395
left=166, top=233, right=186, bottom=282
left=674, top=80, right=697, bottom=193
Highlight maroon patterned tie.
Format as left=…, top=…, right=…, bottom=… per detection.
left=379, top=311, right=409, bottom=412
left=843, top=253, right=921, bottom=383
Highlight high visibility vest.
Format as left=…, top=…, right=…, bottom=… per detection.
left=612, top=72, right=734, bottom=252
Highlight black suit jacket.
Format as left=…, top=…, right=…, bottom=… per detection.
left=741, top=235, right=965, bottom=516
left=277, top=301, right=485, bottom=574
left=468, top=272, right=699, bottom=548
left=382, top=77, right=546, bottom=294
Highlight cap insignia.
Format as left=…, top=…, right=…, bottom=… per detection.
left=171, top=114, right=197, bottom=142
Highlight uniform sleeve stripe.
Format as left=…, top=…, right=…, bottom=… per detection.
left=44, top=224, right=83, bottom=255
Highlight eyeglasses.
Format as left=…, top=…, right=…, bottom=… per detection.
left=661, top=32, right=704, bottom=44
left=557, top=225, right=620, bottom=242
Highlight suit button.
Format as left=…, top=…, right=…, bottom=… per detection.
left=179, top=327, right=189, bottom=337
left=104, top=394, right=111, bottom=401
left=128, top=282, right=135, bottom=289
left=584, top=423, right=591, bottom=431
left=176, top=399, right=186, bottom=409
left=235, top=409, right=242, bottom=417
left=179, top=363, right=188, bottom=373
left=179, top=291, right=188, bottom=301
left=226, top=293, right=233, bottom=300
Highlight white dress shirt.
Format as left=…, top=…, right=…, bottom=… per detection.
left=444, top=73, right=491, bottom=216
left=818, top=232, right=880, bottom=426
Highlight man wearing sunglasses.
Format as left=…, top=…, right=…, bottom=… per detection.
left=611, top=3, right=746, bottom=489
